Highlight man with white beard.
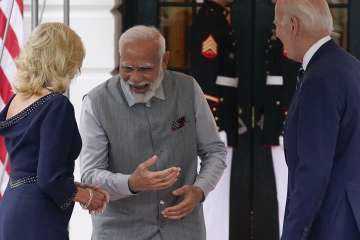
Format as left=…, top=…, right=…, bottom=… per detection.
left=79, top=25, right=227, bottom=240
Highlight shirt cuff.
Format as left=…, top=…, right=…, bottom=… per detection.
left=193, top=181, right=211, bottom=200
left=113, top=174, right=136, bottom=197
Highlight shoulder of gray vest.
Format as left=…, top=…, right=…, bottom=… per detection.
left=166, top=70, right=195, bottom=83
left=87, top=75, right=120, bottom=101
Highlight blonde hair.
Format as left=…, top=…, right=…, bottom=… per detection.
left=14, top=22, right=85, bottom=95
left=277, top=0, right=333, bottom=37
left=119, top=25, right=166, bottom=57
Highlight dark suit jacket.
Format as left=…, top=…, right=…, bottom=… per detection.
left=282, top=40, right=360, bottom=240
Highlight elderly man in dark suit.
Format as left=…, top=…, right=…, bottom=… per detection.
left=275, top=0, right=360, bottom=239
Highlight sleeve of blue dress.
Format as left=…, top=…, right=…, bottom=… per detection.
left=37, top=96, right=78, bottom=211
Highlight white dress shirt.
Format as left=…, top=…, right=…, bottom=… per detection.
left=302, top=36, right=331, bottom=70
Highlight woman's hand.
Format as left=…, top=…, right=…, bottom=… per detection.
left=87, top=186, right=109, bottom=214
left=74, top=184, right=109, bottom=214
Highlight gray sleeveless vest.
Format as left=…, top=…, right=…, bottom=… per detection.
left=87, top=70, right=205, bottom=240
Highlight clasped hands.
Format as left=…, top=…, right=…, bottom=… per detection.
left=75, top=182, right=109, bottom=214
left=128, top=155, right=204, bottom=220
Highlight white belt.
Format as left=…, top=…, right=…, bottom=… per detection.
left=266, top=75, right=284, bottom=86
left=216, top=76, right=238, bottom=88
left=218, top=130, right=228, bottom=147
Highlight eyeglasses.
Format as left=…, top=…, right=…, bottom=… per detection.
left=120, top=64, right=157, bottom=74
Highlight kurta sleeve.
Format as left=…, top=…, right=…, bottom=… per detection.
left=79, top=96, right=135, bottom=201
left=37, top=97, right=78, bottom=210
left=192, top=80, right=227, bottom=198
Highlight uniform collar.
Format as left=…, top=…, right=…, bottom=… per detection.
left=302, top=36, right=331, bottom=70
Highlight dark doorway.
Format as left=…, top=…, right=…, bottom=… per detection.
left=121, top=0, right=360, bottom=239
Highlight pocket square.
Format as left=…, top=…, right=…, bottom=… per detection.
left=171, top=116, right=186, bottom=131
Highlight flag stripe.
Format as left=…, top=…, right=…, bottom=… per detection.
left=1, top=0, right=24, bottom=46
left=0, top=155, right=9, bottom=192
left=0, top=67, right=13, bottom=103
left=0, top=9, right=20, bottom=58
left=0, top=137, right=6, bottom=166
left=16, top=0, right=23, bottom=16
left=0, top=0, right=23, bottom=198
left=0, top=38, right=18, bottom=86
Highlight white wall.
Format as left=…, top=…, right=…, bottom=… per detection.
left=23, top=0, right=121, bottom=238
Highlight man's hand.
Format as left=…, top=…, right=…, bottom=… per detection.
left=87, top=187, right=109, bottom=214
left=128, top=155, right=180, bottom=192
left=161, top=185, right=204, bottom=220
left=75, top=184, right=109, bottom=214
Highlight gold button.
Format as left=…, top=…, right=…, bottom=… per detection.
left=220, top=98, right=224, bottom=102
left=215, top=117, right=219, bottom=121
left=212, top=107, right=217, bottom=111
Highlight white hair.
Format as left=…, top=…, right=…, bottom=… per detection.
left=278, top=0, right=333, bottom=37
left=119, top=25, right=166, bottom=57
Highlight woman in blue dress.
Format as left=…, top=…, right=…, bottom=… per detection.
left=0, top=22, right=108, bottom=240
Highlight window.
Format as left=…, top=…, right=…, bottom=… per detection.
left=158, top=0, right=202, bottom=72
left=328, top=0, right=349, bottom=49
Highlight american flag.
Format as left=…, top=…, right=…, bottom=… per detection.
left=0, top=0, right=23, bottom=200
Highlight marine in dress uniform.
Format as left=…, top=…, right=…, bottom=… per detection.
left=190, top=0, right=244, bottom=147
left=261, top=26, right=300, bottom=146
left=261, top=24, right=300, bottom=236
left=190, top=2, right=240, bottom=240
